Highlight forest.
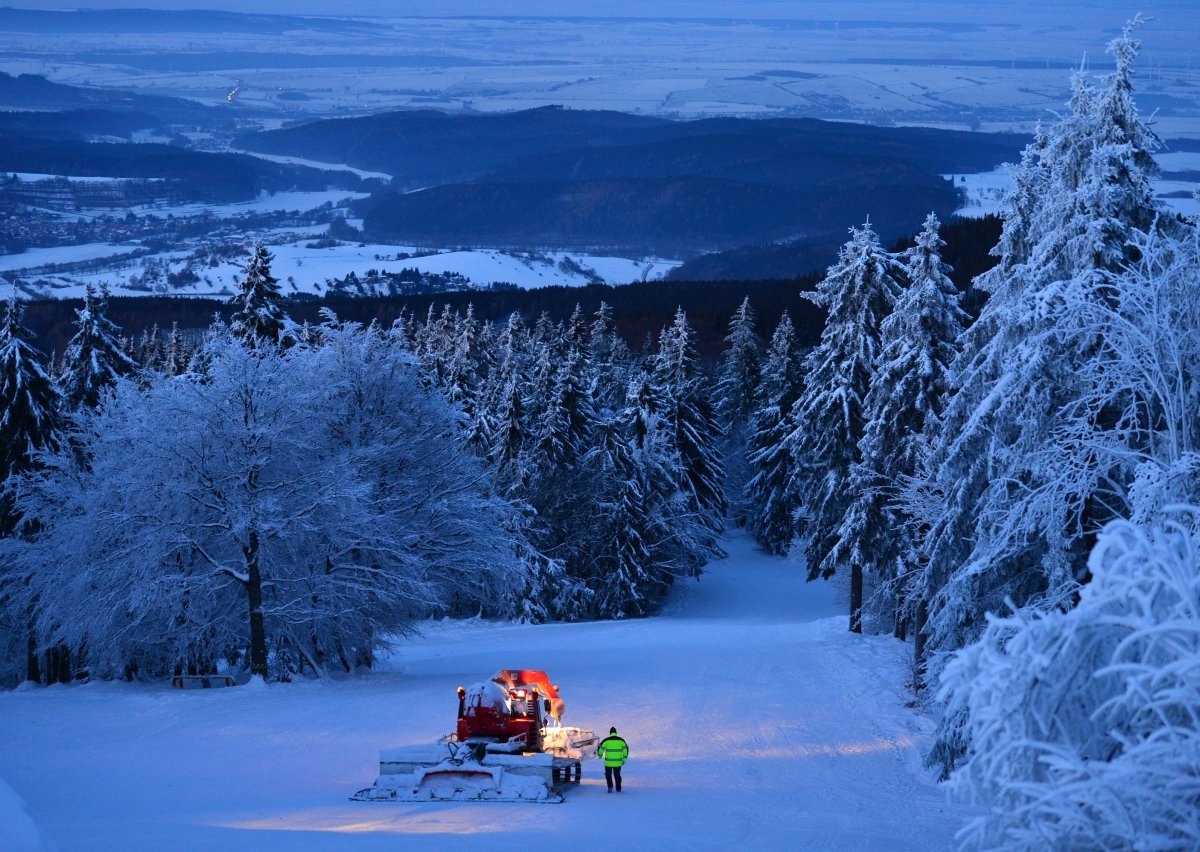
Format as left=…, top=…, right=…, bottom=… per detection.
left=1, top=23, right=1197, bottom=849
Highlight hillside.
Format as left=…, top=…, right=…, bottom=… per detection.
left=239, top=107, right=1023, bottom=254
left=358, top=169, right=951, bottom=255
left=0, top=72, right=230, bottom=127
left=239, top=108, right=1023, bottom=186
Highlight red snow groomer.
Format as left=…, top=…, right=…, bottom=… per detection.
left=352, top=669, right=597, bottom=804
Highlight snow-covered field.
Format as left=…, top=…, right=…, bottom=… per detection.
left=13, top=240, right=680, bottom=300
left=947, top=167, right=1200, bottom=220
left=0, top=530, right=969, bottom=851
left=2, top=181, right=680, bottom=298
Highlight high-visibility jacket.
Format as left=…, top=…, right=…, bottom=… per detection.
left=597, top=734, right=629, bottom=768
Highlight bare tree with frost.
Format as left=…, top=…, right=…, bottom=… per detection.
left=2, top=320, right=531, bottom=681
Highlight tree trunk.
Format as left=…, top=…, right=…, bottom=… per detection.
left=849, top=563, right=863, bottom=634
left=244, top=529, right=268, bottom=679
left=25, top=633, right=40, bottom=685
left=913, top=596, right=929, bottom=690
left=893, top=585, right=909, bottom=640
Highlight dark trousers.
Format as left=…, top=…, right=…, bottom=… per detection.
left=604, top=765, right=622, bottom=791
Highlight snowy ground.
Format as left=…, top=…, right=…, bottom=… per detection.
left=947, top=164, right=1200, bottom=220
left=12, top=240, right=680, bottom=300
left=0, top=530, right=971, bottom=851
left=2, top=183, right=679, bottom=298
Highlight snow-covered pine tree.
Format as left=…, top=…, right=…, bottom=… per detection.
left=481, top=312, right=530, bottom=478
left=0, top=290, right=65, bottom=686
left=830, top=214, right=966, bottom=636
left=588, top=367, right=709, bottom=613
left=787, top=221, right=904, bottom=629
left=653, top=308, right=727, bottom=558
left=529, top=344, right=593, bottom=473
left=565, top=303, right=588, bottom=354
left=588, top=301, right=630, bottom=412
left=162, top=322, right=185, bottom=378
left=914, top=22, right=1167, bottom=685
left=59, top=284, right=139, bottom=411
left=0, top=292, right=63, bottom=513
left=445, top=305, right=490, bottom=447
left=228, top=243, right=294, bottom=349
left=1085, top=228, right=1200, bottom=522
left=522, top=324, right=558, bottom=427
left=745, top=312, right=805, bottom=555
left=714, top=297, right=760, bottom=526
left=494, top=311, right=528, bottom=380
left=583, top=409, right=660, bottom=617
left=135, top=323, right=161, bottom=370
left=588, top=301, right=622, bottom=368
left=715, top=297, right=760, bottom=428
left=490, top=371, right=527, bottom=485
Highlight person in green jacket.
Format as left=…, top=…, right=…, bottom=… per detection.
left=597, top=726, right=629, bottom=793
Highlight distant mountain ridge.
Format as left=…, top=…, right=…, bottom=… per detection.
left=239, top=106, right=1020, bottom=188
left=238, top=106, right=1023, bottom=256
left=0, top=72, right=229, bottom=127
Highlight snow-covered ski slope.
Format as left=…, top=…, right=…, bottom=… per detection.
left=0, top=530, right=971, bottom=850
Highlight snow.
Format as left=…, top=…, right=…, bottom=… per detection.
left=7, top=173, right=164, bottom=184
left=0, top=242, right=141, bottom=273
left=0, top=529, right=970, bottom=850
left=948, top=167, right=1200, bottom=221
left=16, top=240, right=681, bottom=300
left=943, top=169, right=1013, bottom=219
left=385, top=249, right=677, bottom=289
left=227, top=150, right=394, bottom=182
left=0, top=775, right=46, bottom=852
left=119, top=190, right=369, bottom=219
left=1156, top=151, right=1200, bottom=172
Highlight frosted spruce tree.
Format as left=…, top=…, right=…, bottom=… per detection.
left=0, top=292, right=62, bottom=505
left=787, top=221, right=904, bottom=630
left=588, top=301, right=631, bottom=412
left=228, top=243, right=293, bottom=349
left=0, top=292, right=65, bottom=686
left=582, top=407, right=661, bottom=617
left=744, top=312, right=805, bottom=555
left=830, top=214, right=966, bottom=637
left=913, top=21, right=1167, bottom=687
left=59, top=285, right=139, bottom=411
left=654, top=308, right=727, bottom=560
left=529, top=344, right=593, bottom=474
left=714, top=297, right=760, bottom=526
left=398, top=302, right=728, bottom=619
left=445, top=305, right=490, bottom=449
